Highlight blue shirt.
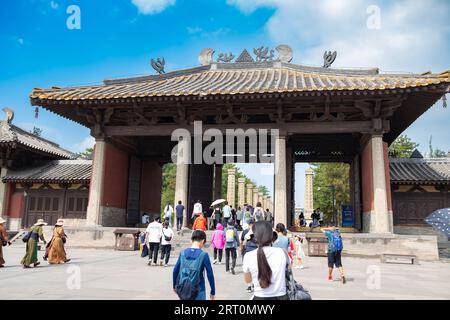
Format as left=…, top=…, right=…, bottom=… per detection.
left=175, top=204, right=185, bottom=218
left=273, top=235, right=289, bottom=253
left=173, top=248, right=216, bottom=296
left=325, top=231, right=334, bottom=253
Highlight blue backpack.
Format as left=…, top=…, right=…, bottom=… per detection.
left=175, top=251, right=206, bottom=300
left=332, top=230, right=343, bottom=252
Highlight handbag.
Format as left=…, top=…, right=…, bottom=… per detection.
left=284, top=251, right=311, bottom=300
left=162, top=229, right=172, bottom=242
left=22, top=231, right=32, bottom=243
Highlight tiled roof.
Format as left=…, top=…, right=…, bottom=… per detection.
left=3, top=160, right=92, bottom=183
left=30, top=62, right=450, bottom=102
left=390, top=158, right=450, bottom=185
left=0, top=121, right=76, bottom=159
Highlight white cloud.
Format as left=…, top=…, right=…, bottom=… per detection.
left=132, top=0, right=176, bottom=15
left=186, top=26, right=202, bottom=34
left=229, top=0, right=450, bottom=73
left=50, top=1, right=59, bottom=10
left=72, top=136, right=95, bottom=153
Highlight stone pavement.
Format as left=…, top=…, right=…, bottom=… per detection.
left=1, top=245, right=449, bottom=300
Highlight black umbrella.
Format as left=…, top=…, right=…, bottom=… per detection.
left=425, top=208, right=450, bottom=238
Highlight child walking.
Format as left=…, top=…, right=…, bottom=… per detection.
left=211, top=223, right=225, bottom=264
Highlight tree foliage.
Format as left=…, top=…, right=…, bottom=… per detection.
left=389, top=135, right=419, bottom=158
left=311, top=163, right=350, bottom=223
left=78, top=147, right=94, bottom=160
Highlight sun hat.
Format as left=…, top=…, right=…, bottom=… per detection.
left=55, top=219, right=64, bottom=226
left=34, top=218, right=48, bottom=226
left=0, top=217, right=6, bottom=224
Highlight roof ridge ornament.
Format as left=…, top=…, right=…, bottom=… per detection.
left=217, top=52, right=235, bottom=63
left=2, top=107, right=14, bottom=124
left=253, top=46, right=274, bottom=62
left=235, top=49, right=254, bottom=63
left=199, top=48, right=215, bottom=66
left=275, top=45, right=293, bottom=63
left=150, top=57, right=166, bottom=74
left=323, top=51, right=337, bottom=68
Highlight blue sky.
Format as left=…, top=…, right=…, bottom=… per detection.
left=0, top=0, right=449, bottom=207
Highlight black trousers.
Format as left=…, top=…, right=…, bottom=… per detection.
left=213, top=248, right=223, bottom=262
left=160, top=244, right=171, bottom=264
left=148, top=242, right=160, bottom=263
left=225, top=247, right=237, bottom=271
left=176, top=217, right=183, bottom=230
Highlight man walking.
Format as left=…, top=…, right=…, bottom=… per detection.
left=224, top=219, right=239, bottom=275
left=222, top=202, right=232, bottom=226
left=146, top=216, right=162, bottom=266
left=173, top=230, right=216, bottom=300
left=321, top=226, right=346, bottom=284
left=192, top=200, right=202, bottom=222
left=175, top=200, right=185, bottom=232
left=265, top=208, right=273, bottom=226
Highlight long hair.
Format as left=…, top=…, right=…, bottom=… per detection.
left=276, top=223, right=287, bottom=236
left=252, top=221, right=274, bottom=289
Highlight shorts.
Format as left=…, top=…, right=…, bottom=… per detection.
left=327, top=250, right=342, bottom=268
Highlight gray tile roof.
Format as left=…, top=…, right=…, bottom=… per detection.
left=390, top=158, right=450, bottom=185
left=3, top=160, right=92, bottom=183
left=30, top=62, right=450, bottom=102
left=0, top=121, right=76, bottom=159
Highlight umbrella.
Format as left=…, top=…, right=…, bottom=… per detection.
left=425, top=208, right=450, bottom=238
left=211, top=199, right=226, bottom=207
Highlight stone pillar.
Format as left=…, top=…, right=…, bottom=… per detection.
left=246, top=183, right=253, bottom=205
left=304, top=168, right=314, bottom=217
left=253, top=187, right=259, bottom=206
left=174, top=138, right=190, bottom=228
left=0, top=167, right=8, bottom=219
left=214, top=164, right=222, bottom=200
left=274, top=135, right=287, bottom=226
left=87, top=140, right=106, bottom=226
left=237, top=178, right=246, bottom=208
left=226, top=168, right=236, bottom=207
left=361, top=135, right=391, bottom=233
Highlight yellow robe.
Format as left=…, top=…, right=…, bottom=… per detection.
left=48, top=226, right=67, bottom=264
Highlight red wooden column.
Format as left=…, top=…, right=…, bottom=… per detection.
left=361, top=135, right=392, bottom=233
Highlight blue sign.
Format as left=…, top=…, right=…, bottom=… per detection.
left=341, top=204, right=354, bottom=227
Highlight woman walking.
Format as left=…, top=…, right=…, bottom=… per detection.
left=0, top=217, right=9, bottom=267
left=273, top=223, right=289, bottom=253
left=160, top=220, right=174, bottom=267
left=21, top=219, right=47, bottom=268
left=211, top=223, right=225, bottom=264
left=48, top=219, right=70, bottom=264
left=193, top=212, right=207, bottom=231
left=242, top=221, right=287, bottom=300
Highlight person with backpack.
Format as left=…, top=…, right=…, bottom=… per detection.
left=265, top=209, right=273, bottom=226
left=253, top=202, right=265, bottom=222
left=224, top=219, right=239, bottom=275
left=321, top=226, right=346, bottom=284
left=146, top=216, right=162, bottom=266
left=242, top=221, right=288, bottom=300
left=160, top=220, right=174, bottom=267
left=211, top=223, right=225, bottom=264
left=241, top=207, right=253, bottom=230
left=173, top=230, right=216, bottom=300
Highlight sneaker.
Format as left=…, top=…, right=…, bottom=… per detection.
left=164, top=264, right=168, bottom=267
left=246, top=286, right=252, bottom=293
left=294, top=266, right=300, bottom=269
left=342, top=276, right=346, bottom=284
left=147, top=261, right=152, bottom=266
left=218, top=261, right=222, bottom=265
left=213, top=259, right=218, bottom=264
left=300, top=265, right=304, bottom=270
left=231, top=268, right=235, bottom=275
left=33, top=262, right=40, bottom=267
left=328, top=275, right=333, bottom=282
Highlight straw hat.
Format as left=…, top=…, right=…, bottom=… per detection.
left=0, top=217, right=6, bottom=224
left=34, top=218, right=48, bottom=226
left=55, top=219, right=64, bottom=227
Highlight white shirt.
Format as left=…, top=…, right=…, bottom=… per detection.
left=164, top=205, right=174, bottom=218
left=146, top=221, right=162, bottom=243
left=243, top=246, right=287, bottom=298
left=161, top=227, right=174, bottom=245
left=319, top=211, right=324, bottom=220
left=193, top=202, right=202, bottom=214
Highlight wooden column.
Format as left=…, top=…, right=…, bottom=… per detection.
left=86, top=139, right=106, bottom=226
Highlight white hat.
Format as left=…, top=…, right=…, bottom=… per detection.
left=34, top=218, right=48, bottom=226
left=0, top=217, right=6, bottom=224
left=55, top=219, right=64, bottom=227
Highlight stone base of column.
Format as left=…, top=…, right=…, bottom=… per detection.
left=363, top=211, right=392, bottom=233
left=7, top=218, right=22, bottom=232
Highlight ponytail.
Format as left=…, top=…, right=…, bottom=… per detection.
left=252, top=221, right=275, bottom=289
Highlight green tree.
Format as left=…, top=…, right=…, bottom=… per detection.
left=160, top=163, right=176, bottom=213
left=312, top=163, right=350, bottom=224
left=389, top=135, right=419, bottom=158
left=79, top=147, right=94, bottom=159
left=428, top=135, right=447, bottom=158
